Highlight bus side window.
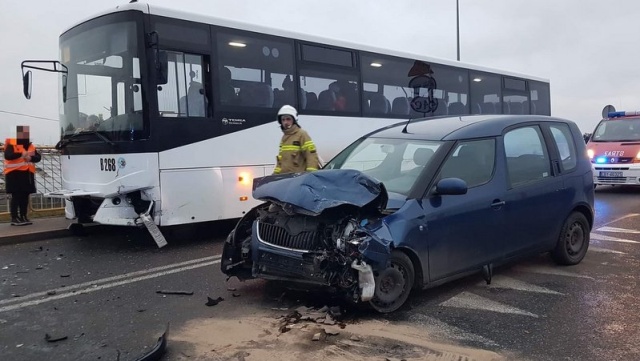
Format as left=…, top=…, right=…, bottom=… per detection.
left=157, top=51, right=207, bottom=117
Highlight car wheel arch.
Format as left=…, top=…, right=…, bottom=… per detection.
left=391, top=246, right=424, bottom=290
left=573, top=204, right=594, bottom=231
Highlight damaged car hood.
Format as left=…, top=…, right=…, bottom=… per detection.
left=252, top=169, right=389, bottom=216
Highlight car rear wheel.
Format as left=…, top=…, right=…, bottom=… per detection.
left=369, top=250, right=414, bottom=313
left=551, top=212, right=590, bottom=265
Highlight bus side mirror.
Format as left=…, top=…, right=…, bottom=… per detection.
left=23, top=70, right=32, bottom=99
left=156, top=50, right=168, bottom=85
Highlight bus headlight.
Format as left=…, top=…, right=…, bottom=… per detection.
left=238, top=172, right=251, bottom=186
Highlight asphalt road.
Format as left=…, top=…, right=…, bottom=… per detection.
left=1, top=185, right=639, bottom=360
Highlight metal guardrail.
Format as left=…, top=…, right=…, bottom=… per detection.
left=0, top=146, right=64, bottom=214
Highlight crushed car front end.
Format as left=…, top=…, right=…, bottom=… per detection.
left=221, top=169, right=398, bottom=304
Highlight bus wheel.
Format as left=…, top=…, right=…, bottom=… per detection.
left=369, top=251, right=414, bottom=313
left=551, top=212, right=589, bottom=265
left=69, top=223, right=86, bottom=236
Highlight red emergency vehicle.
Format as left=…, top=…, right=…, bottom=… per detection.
left=587, top=111, right=640, bottom=186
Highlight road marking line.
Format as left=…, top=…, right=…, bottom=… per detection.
left=590, top=233, right=639, bottom=244
left=594, top=213, right=640, bottom=230
left=481, top=276, right=563, bottom=295
left=596, top=226, right=640, bottom=234
left=440, top=291, right=538, bottom=318
left=0, top=255, right=221, bottom=306
left=0, top=260, right=221, bottom=313
left=515, top=266, right=595, bottom=280
left=408, top=313, right=499, bottom=347
left=589, top=247, right=626, bottom=255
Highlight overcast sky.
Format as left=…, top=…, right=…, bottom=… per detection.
left=1, top=0, right=638, bottom=145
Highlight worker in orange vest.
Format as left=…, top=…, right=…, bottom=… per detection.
left=3, top=125, right=41, bottom=226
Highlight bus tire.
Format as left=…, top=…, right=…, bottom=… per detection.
left=69, top=223, right=86, bottom=236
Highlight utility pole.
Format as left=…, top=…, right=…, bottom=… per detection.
left=456, top=0, right=460, bottom=61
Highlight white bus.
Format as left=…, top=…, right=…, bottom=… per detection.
left=22, top=1, right=550, bottom=245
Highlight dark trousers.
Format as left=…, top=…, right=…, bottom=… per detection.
left=9, top=192, right=30, bottom=219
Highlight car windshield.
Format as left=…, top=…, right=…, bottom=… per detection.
left=325, top=137, right=443, bottom=195
left=592, top=118, right=640, bottom=142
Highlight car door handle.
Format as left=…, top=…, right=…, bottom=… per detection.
left=491, top=200, right=506, bottom=209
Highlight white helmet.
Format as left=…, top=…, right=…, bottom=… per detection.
left=277, top=105, right=298, bottom=124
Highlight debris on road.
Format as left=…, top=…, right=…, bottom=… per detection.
left=45, top=333, right=68, bottom=343
left=156, top=290, right=194, bottom=296
left=60, top=274, right=71, bottom=278
left=47, top=290, right=57, bottom=296
left=232, top=293, right=241, bottom=297
left=311, top=331, right=326, bottom=341
left=205, top=296, right=224, bottom=306
left=132, top=323, right=169, bottom=361
left=324, top=328, right=340, bottom=336
left=276, top=305, right=347, bottom=337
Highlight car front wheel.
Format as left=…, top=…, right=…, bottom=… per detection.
left=551, top=212, right=590, bottom=265
left=369, top=250, right=414, bottom=313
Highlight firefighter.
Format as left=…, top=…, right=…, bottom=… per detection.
left=3, top=125, right=41, bottom=226
left=273, top=105, right=320, bottom=174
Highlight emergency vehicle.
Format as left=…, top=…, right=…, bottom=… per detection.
left=587, top=110, right=640, bottom=186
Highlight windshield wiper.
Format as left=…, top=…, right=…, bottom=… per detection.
left=55, top=130, right=115, bottom=150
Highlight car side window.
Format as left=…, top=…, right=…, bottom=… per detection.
left=504, top=126, right=551, bottom=187
left=439, top=138, right=495, bottom=188
left=549, top=124, right=577, bottom=172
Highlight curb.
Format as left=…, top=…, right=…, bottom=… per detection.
left=0, top=224, right=109, bottom=246
left=0, top=229, right=73, bottom=246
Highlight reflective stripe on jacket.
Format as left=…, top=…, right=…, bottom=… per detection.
left=273, top=125, right=320, bottom=174
left=3, top=138, right=36, bottom=175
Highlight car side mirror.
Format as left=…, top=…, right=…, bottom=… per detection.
left=434, top=177, right=468, bottom=195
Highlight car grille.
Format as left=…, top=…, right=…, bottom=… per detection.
left=257, top=221, right=319, bottom=251
left=596, top=177, right=636, bottom=184
left=256, top=251, right=326, bottom=283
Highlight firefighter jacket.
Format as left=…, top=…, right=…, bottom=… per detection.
left=273, top=125, right=320, bottom=174
left=3, top=138, right=38, bottom=175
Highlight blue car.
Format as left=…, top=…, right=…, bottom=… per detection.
left=221, top=115, right=594, bottom=313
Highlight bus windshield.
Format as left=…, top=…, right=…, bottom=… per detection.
left=59, top=20, right=144, bottom=141
left=592, top=118, right=640, bottom=142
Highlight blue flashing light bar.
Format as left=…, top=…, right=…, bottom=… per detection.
left=595, top=157, right=607, bottom=164
left=607, top=111, right=640, bottom=118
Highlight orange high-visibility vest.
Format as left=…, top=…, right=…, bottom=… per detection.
left=3, top=138, right=36, bottom=175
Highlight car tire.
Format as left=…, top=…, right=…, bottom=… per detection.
left=369, top=250, right=414, bottom=313
left=551, top=212, right=590, bottom=265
